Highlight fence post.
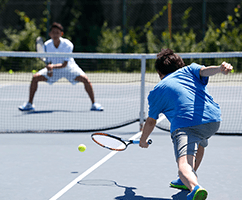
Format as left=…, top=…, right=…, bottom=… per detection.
left=140, top=55, right=146, bottom=131
left=202, top=0, right=207, bottom=39
left=46, top=0, right=51, bottom=40
left=168, top=0, right=172, bottom=39
left=122, top=0, right=127, bottom=53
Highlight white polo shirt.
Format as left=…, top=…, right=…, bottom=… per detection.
left=38, top=37, right=85, bottom=84
left=44, top=37, right=77, bottom=68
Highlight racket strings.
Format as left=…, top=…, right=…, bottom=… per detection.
left=92, top=135, right=126, bottom=150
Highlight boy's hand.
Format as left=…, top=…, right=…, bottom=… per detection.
left=139, top=138, right=149, bottom=148
left=46, top=63, right=53, bottom=77
left=220, top=62, right=233, bottom=75
left=46, top=63, right=53, bottom=71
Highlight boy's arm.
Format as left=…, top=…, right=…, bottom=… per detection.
left=139, top=117, right=156, bottom=148
left=200, top=61, right=233, bottom=77
left=46, top=61, right=68, bottom=71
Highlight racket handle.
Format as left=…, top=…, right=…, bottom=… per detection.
left=133, top=139, right=152, bottom=144
left=147, top=139, right=152, bottom=144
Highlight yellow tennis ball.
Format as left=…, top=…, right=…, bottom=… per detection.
left=78, top=144, right=86, bottom=152
left=9, top=69, right=13, bottom=74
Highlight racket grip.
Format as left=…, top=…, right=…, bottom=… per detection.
left=133, top=139, right=152, bottom=144
left=147, top=139, right=152, bottom=144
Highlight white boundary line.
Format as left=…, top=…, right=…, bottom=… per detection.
left=49, top=115, right=166, bottom=200
left=0, top=84, right=11, bottom=88
left=49, top=150, right=120, bottom=200
left=49, top=132, right=142, bottom=200
left=157, top=114, right=166, bottom=124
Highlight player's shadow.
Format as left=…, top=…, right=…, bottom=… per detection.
left=114, top=185, right=171, bottom=200
left=20, top=110, right=89, bottom=114
left=115, top=185, right=189, bottom=200
left=78, top=179, right=177, bottom=200
left=171, top=190, right=190, bottom=200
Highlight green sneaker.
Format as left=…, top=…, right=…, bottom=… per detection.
left=170, top=177, right=189, bottom=190
left=187, top=185, right=208, bottom=200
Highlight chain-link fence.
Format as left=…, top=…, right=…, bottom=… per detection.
left=0, top=0, right=241, bottom=53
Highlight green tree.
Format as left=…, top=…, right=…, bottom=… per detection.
left=0, top=10, right=41, bottom=51
left=0, top=11, right=43, bottom=71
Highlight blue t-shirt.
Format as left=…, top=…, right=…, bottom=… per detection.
left=148, top=63, right=221, bottom=133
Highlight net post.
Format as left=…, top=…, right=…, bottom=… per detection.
left=140, top=55, right=146, bottom=131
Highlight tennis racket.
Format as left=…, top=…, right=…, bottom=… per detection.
left=36, top=36, right=47, bottom=63
left=36, top=36, right=52, bottom=76
left=91, top=132, right=152, bottom=151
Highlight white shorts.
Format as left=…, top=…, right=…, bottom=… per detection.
left=38, top=64, right=85, bottom=85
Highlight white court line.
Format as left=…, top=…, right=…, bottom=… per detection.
left=49, top=116, right=166, bottom=200
left=49, top=132, right=142, bottom=200
left=157, top=114, right=166, bottom=124
left=0, top=84, right=11, bottom=88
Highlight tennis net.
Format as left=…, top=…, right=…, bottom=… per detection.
left=0, top=51, right=241, bottom=134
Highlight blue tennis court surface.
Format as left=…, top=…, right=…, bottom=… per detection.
left=1, top=82, right=242, bottom=133
left=0, top=83, right=145, bottom=132
left=1, top=71, right=242, bottom=199
left=0, top=122, right=241, bottom=200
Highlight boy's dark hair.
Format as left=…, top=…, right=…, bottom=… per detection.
left=50, top=22, right=64, bottom=32
left=155, top=48, right=185, bottom=75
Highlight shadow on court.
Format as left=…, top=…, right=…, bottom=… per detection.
left=115, top=187, right=189, bottom=200
left=171, top=190, right=189, bottom=200
left=20, top=110, right=90, bottom=114
left=78, top=179, right=189, bottom=200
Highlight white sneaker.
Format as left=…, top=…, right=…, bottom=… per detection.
left=90, top=103, right=104, bottom=111
left=18, top=102, right=35, bottom=111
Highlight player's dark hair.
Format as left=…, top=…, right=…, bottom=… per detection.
left=155, top=48, right=185, bottom=75
left=50, top=22, right=64, bottom=32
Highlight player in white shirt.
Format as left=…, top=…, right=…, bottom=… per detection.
left=19, top=22, right=103, bottom=111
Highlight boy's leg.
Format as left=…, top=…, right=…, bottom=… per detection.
left=170, top=145, right=204, bottom=190
left=177, top=154, right=198, bottom=191
left=194, top=144, right=204, bottom=171
left=19, top=73, right=47, bottom=111
left=29, top=74, right=47, bottom=104
left=75, top=75, right=95, bottom=104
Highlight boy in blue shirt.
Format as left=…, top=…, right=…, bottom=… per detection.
left=139, top=48, right=233, bottom=200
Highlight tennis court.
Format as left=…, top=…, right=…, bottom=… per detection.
left=1, top=52, right=242, bottom=134
left=0, top=123, right=242, bottom=200
left=1, top=82, right=142, bottom=132
left=1, top=75, right=242, bottom=134
left=0, top=52, right=242, bottom=200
